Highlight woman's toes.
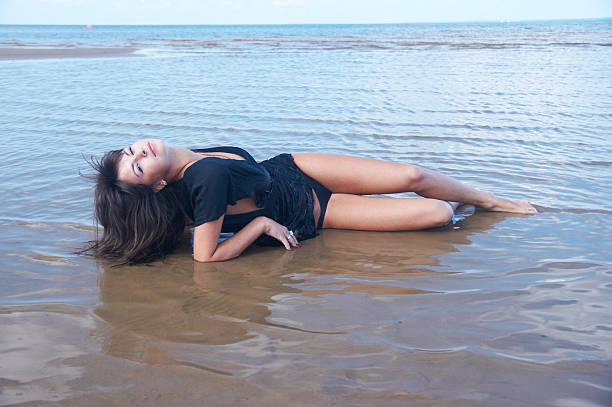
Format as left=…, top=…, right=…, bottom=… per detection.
left=517, top=200, right=537, bottom=214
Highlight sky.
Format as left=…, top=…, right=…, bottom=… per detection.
left=0, top=0, right=610, bottom=25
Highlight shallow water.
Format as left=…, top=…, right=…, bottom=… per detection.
left=0, top=21, right=611, bottom=406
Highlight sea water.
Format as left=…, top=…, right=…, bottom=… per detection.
left=0, top=21, right=610, bottom=406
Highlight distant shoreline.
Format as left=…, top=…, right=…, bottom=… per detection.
left=0, top=47, right=138, bottom=60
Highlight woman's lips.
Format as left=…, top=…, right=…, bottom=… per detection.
left=148, top=142, right=156, bottom=157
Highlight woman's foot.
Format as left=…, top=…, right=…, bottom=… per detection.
left=479, top=192, right=537, bottom=214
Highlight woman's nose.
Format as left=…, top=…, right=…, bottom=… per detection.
left=135, top=148, right=146, bottom=158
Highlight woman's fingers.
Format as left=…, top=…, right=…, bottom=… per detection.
left=279, top=229, right=301, bottom=250
left=282, top=230, right=299, bottom=250
left=287, top=230, right=300, bottom=247
left=280, top=237, right=292, bottom=250
left=262, top=218, right=301, bottom=250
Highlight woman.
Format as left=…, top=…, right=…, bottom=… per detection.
left=86, top=138, right=536, bottom=264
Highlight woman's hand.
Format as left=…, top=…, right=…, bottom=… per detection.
left=194, top=215, right=300, bottom=262
left=259, top=217, right=300, bottom=250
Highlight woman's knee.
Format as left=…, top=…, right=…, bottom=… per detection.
left=426, top=199, right=454, bottom=228
left=403, top=165, right=425, bottom=190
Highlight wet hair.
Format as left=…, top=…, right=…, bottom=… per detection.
left=81, top=149, right=186, bottom=264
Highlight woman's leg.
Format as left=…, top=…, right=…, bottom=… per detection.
left=292, top=153, right=535, bottom=214
left=322, top=194, right=455, bottom=230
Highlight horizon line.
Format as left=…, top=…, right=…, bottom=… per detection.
left=1, top=17, right=610, bottom=27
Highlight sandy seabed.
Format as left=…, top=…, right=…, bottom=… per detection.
left=0, top=48, right=137, bottom=60
left=0, top=224, right=610, bottom=407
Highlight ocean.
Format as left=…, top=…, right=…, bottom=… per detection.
left=0, top=21, right=611, bottom=406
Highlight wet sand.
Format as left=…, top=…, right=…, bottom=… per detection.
left=0, top=305, right=494, bottom=407
left=0, top=217, right=610, bottom=407
left=0, top=48, right=137, bottom=60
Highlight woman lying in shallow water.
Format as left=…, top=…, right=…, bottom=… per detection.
left=85, top=138, right=536, bottom=264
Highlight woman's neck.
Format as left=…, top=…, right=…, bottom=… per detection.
left=166, top=146, right=201, bottom=183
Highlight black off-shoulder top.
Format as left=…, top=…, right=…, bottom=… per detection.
left=177, top=146, right=272, bottom=232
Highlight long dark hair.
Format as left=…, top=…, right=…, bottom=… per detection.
left=82, top=149, right=186, bottom=264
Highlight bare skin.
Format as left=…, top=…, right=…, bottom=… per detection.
left=290, top=154, right=535, bottom=231
left=116, top=139, right=536, bottom=262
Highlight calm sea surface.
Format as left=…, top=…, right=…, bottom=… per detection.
left=0, top=21, right=611, bottom=406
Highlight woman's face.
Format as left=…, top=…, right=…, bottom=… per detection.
left=117, top=139, right=170, bottom=186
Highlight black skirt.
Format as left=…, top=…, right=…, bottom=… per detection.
left=255, top=154, right=331, bottom=246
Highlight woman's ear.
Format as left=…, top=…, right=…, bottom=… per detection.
left=153, top=179, right=167, bottom=193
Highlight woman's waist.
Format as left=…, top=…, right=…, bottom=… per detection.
left=221, top=207, right=270, bottom=233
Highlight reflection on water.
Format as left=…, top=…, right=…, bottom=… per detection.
left=95, top=215, right=492, bottom=358
left=88, top=212, right=612, bottom=406
left=97, top=255, right=300, bottom=354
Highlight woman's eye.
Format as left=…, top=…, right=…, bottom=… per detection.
left=129, top=146, right=134, bottom=155
left=137, top=164, right=143, bottom=173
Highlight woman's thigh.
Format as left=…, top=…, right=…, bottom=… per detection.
left=322, top=194, right=453, bottom=231
left=292, top=153, right=419, bottom=195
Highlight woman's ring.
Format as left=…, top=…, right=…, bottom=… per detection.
left=289, top=230, right=295, bottom=238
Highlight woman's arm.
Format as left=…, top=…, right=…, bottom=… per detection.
left=193, top=216, right=299, bottom=262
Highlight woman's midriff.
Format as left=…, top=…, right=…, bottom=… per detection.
left=226, top=189, right=321, bottom=230
left=225, top=198, right=260, bottom=215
